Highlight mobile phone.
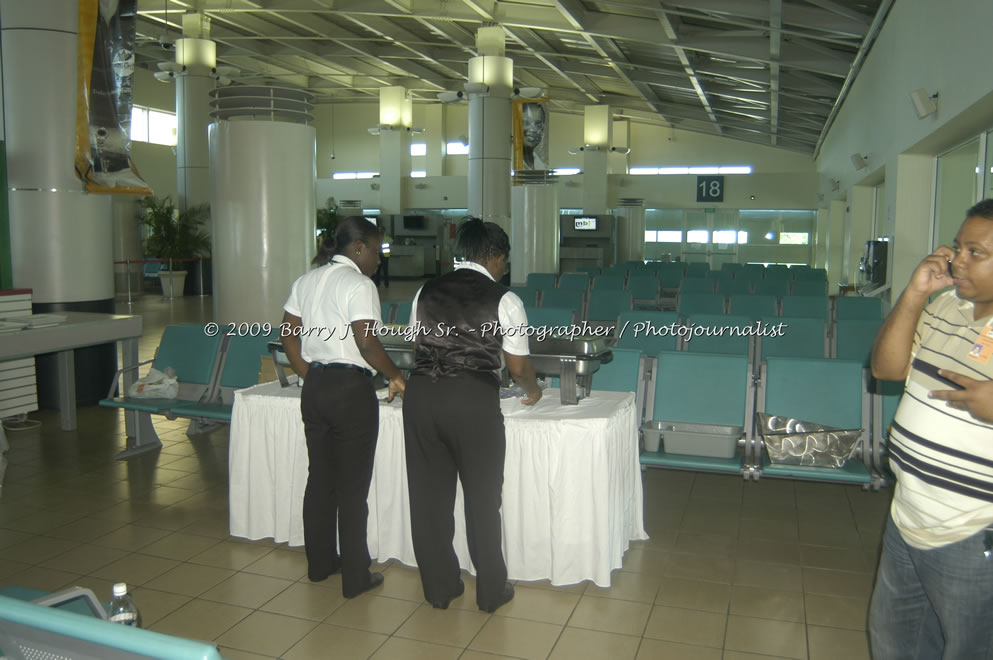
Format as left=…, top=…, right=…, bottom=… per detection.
left=912, top=357, right=965, bottom=390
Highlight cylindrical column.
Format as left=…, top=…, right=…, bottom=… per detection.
left=616, top=200, right=646, bottom=263
left=511, top=183, right=559, bottom=285
left=209, top=120, right=316, bottom=326
left=582, top=106, right=612, bottom=214
left=1, top=0, right=115, bottom=407
left=467, top=28, right=513, bottom=231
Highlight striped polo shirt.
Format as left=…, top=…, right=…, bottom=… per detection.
left=889, top=289, right=993, bottom=549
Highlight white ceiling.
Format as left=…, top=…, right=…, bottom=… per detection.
left=135, top=0, right=892, bottom=154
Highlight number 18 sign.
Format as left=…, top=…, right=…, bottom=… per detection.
left=696, top=175, right=724, bottom=202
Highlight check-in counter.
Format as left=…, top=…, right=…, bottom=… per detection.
left=389, top=245, right=429, bottom=277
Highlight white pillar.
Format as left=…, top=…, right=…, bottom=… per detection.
left=467, top=27, right=513, bottom=231
left=209, top=118, right=316, bottom=325
left=582, top=106, right=612, bottom=214
left=1, top=0, right=115, bottom=408
left=511, top=183, right=560, bottom=285
left=616, top=200, right=645, bottom=263
left=377, top=86, right=411, bottom=215
left=1, top=0, right=113, bottom=305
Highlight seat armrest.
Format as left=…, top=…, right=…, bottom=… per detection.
left=32, top=587, right=107, bottom=620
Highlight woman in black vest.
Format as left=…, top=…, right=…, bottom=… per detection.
left=402, top=218, right=542, bottom=612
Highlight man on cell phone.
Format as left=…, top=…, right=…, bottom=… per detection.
left=869, top=199, right=993, bottom=659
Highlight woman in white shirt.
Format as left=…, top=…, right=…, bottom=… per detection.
left=281, top=217, right=405, bottom=598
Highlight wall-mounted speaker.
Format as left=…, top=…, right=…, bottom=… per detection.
left=910, top=88, right=938, bottom=119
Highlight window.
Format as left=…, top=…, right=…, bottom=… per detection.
left=131, top=107, right=148, bottom=142
left=712, top=229, right=737, bottom=244
left=130, top=105, right=176, bottom=146
left=658, top=230, right=683, bottom=242
left=355, top=172, right=378, bottom=179
left=147, top=109, right=177, bottom=146
left=332, top=172, right=356, bottom=180
left=627, top=165, right=752, bottom=175
left=737, top=230, right=748, bottom=243
left=687, top=230, right=709, bottom=243
left=446, top=141, right=469, bottom=155
left=630, top=167, right=658, bottom=175
left=657, top=167, right=689, bottom=175
left=410, top=170, right=426, bottom=178
left=644, top=230, right=658, bottom=242
left=410, top=143, right=426, bottom=156
left=688, top=166, right=720, bottom=175
left=553, top=168, right=581, bottom=176
left=779, top=232, right=809, bottom=245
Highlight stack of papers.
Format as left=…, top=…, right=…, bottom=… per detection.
left=0, top=314, right=67, bottom=329
left=0, top=320, right=27, bottom=334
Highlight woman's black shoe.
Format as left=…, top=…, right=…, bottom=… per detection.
left=430, top=578, right=465, bottom=609
left=344, top=572, right=384, bottom=598
left=480, top=582, right=514, bottom=613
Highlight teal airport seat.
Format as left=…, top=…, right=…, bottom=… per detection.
left=795, top=267, right=827, bottom=281
left=558, top=272, right=591, bottom=292
left=509, top=286, right=538, bottom=306
left=835, top=296, right=884, bottom=320
left=615, top=311, right=679, bottom=354
left=393, top=301, right=413, bottom=325
left=0, top=589, right=224, bottom=660
left=526, top=272, right=557, bottom=289
left=101, top=324, right=222, bottom=413
left=834, top=319, right=883, bottom=365
left=678, top=277, right=715, bottom=295
left=683, top=314, right=753, bottom=356
left=593, top=347, right=649, bottom=424
left=588, top=290, right=633, bottom=324
left=628, top=275, right=661, bottom=309
left=757, top=316, right=828, bottom=360
left=790, top=279, right=827, bottom=296
left=538, top=288, right=585, bottom=315
left=717, top=279, right=753, bottom=296
left=677, top=293, right=725, bottom=317
left=754, top=279, right=791, bottom=296
left=755, top=357, right=873, bottom=484
left=380, top=301, right=396, bottom=324
left=593, top=274, right=626, bottom=291
left=782, top=295, right=829, bottom=320
left=728, top=294, right=778, bottom=320
left=170, top=330, right=276, bottom=421
left=576, top=266, right=602, bottom=276
left=525, top=306, right=576, bottom=328
left=685, top=263, right=710, bottom=278
left=641, top=351, right=752, bottom=474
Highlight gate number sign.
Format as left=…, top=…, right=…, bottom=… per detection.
left=696, top=175, right=724, bottom=202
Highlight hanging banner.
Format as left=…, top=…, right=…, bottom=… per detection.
left=75, top=0, right=152, bottom=195
left=512, top=98, right=549, bottom=174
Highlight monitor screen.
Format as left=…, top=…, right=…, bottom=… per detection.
left=575, top=216, right=597, bottom=231
left=403, top=215, right=426, bottom=230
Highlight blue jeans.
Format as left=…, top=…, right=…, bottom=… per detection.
left=869, top=516, right=993, bottom=659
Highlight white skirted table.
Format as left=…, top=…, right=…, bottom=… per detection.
left=228, top=380, right=647, bottom=587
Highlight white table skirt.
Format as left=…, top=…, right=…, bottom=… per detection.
left=228, top=381, right=648, bottom=586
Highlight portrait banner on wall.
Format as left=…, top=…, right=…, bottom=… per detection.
left=513, top=98, right=549, bottom=176
left=75, top=0, right=152, bottom=195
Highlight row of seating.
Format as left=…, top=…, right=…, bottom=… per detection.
left=587, top=348, right=897, bottom=487
left=576, top=262, right=827, bottom=281
left=675, top=293, right=883, bottom=321
left=99, top=324, right=273, bottom=449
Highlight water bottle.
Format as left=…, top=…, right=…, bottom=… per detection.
left=109, top=583, right=141, bottom=628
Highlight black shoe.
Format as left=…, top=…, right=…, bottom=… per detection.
left=430, top=578, right=465, bottom=609
left=344, top=572, right=384, bottom=598
left=308, top=561, right=341, bottom=583
left=480, top=582, right=514, bottom=613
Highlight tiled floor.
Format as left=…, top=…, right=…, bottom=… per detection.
left=0, top=283, right=892, bottom=659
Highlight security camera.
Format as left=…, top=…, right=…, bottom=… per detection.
left=437, top=90, right=464, bottom=104
left=514, top=86, right=544, bottom=99
left=330, top=154, right=336, bottom=160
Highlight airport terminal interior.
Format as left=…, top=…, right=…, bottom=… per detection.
left=3, top=0, right=993, bottom=658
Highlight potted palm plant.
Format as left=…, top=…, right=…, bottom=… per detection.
left=316, top=197, right=339, bottom=251
left=139, top=196, right=210, bottom=297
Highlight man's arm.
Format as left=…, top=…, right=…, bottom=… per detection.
left=351, top=320, right=406, bottom=401
left=505, top=352, right=542, bottom=405
left=871, top=246, right=955, bottom=381
left=280, top=312, right=309, bottom=379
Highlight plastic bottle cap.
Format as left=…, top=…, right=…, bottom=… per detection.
left=113, top=583, right=128, bottom=597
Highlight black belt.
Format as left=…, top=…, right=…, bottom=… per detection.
left=309, top=362, right=373, bottom=378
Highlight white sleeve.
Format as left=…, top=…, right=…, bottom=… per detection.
left=499, top=292, right=530, bottom=356
left=283, top=276, right=303, bottom=316
left=347, top=277, right=381, bottom=323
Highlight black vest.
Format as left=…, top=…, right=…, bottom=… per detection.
left=413, top=268, right=506, bottom=381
